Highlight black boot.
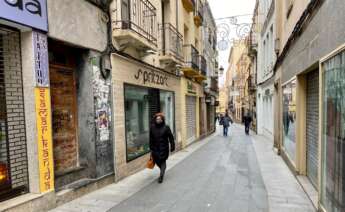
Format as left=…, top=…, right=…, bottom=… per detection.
left=158, top=175, right=164, bottom=183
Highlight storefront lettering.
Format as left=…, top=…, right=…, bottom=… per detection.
left=35, top=87, right=54, bottom=192
left=0, top=0, right=48, bottom=31
left=134, top=69, right=168, bottom=86
left=33, top=31, right=49, bottom=87
left=4, top=0, right=42, bottom=16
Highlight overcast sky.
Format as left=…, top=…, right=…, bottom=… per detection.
left=208, top=0, right=256, bottom=86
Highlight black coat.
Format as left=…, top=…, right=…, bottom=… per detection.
left=149, top=123, right=175, bottom=165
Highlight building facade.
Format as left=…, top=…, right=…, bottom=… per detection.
left=202, top=2, right=219, bottom=133
left=252, top=0, right=345, bottom=211
left=110, top=0, right=217, bottom=181
left=256, top=0, right=276, bottom=139
left=226, top=40, right=250, bottom=122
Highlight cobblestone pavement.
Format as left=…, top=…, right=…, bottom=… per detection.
left=51, top=125, right=315, bottom=212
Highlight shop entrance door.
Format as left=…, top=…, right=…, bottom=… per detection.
left=306, top=69, right=319, bottom=188
left=50, top=66, right=78, bottom=175
left=186, top=96, right=196, bottom=145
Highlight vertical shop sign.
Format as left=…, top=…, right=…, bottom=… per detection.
left=33, top=31, right=49, bottom=87
left=35, top=87, right=54, bottom=192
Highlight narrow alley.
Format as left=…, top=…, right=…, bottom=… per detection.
left=51, top=125, right=315, bottom=212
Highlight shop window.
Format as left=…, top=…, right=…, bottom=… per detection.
left=282, top=79, right=297, bottom=163
left=125, top=85, right=150, bottom=161
left=321, top=50, right=345, bottom=211
left=124, top=85, right=175, bottom=161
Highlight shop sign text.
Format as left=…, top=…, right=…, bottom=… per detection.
left=134, top=69, right=168, bottom=86
left=33, top=31, right=49, bottom=87
left=0, top=0, right=48, bottom=31
left=35, top=87, right=54, bottom=192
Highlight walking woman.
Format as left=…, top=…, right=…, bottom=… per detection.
left=150, top=113, right=175, bottom=183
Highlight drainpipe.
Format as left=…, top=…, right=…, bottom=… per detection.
left=162, top=1, right=166, bottom=55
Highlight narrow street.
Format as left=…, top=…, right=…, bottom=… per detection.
left=51, top=125, right=315, bottom=212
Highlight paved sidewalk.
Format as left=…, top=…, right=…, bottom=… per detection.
left=251, top=133, right=315, bottom=212
left=50, top=131, right=215, bottom=212
left=51, top=125, right=315, bottom=212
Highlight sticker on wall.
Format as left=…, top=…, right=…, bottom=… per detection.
left=35, top=87, right=54, bottom=193
left=92, top=59, right=112, bottom=142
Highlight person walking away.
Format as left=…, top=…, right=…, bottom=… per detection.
left=243, top=112, right=252, bottom=135
left=222, top=113, right=233, bottom=136
left=219, top=113, right=224, bottom=125
left=149, top=113, right=175, bottom=183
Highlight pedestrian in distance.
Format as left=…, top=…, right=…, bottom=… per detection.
left=222, top=112, right=233, bottom=137
left=149, top=113, right=175, bottom=183
left=219, top=113, right=224, bottom=125
left=243, top=112, right=252, bottom=135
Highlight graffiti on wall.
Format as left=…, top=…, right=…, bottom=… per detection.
left=91, top=59, right=111, bottom=143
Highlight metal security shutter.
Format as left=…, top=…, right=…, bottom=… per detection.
left=306, top=69, right=319, bottom=188
left=148, top=88, right=160, bottom=120
left=186, top=96, right=196, bottom=143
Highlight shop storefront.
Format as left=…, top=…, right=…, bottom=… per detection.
left=181, top=78, right=204, bottom=147
left=112, top=54, right=182, bottom=180
left=0, top=0, right=49, bottom=202
left=124, top=85, right=175, bottom=161
left=282, top=79, right=297, bottom=164
left=320, top=47, right=345, bottom=212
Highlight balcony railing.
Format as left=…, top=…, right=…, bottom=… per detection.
left=159, top=23, right=183, bottom=61
left=183, top=44, right=199, bottom=70
left=210, top=77, right=218, bottom=92
left=200, top=55, right=206, bottom=76
left=113, top=0, right=157, bottom=45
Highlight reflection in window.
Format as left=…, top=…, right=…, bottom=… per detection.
left=282, top=79, right=297, bottom=162
left=160, top=91, right=175, bottom=134
left=321, top=50, right=345, bottom=212
left=125, top=85, right=175, bottom=161
left=125, top=85, right=150, bottom=161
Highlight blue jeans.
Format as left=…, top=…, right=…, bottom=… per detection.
left=223, top=126, right=229, bottom=136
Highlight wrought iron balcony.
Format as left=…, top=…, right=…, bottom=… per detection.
left=159, top=23, right=183, bottom=61
left=112, top=0, right=157, bottom=49
left=183, top=44, right=199, bottom=71
left=210, top=76, right=219, bottom=92
left=199, top=55, right=207, bottom=76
